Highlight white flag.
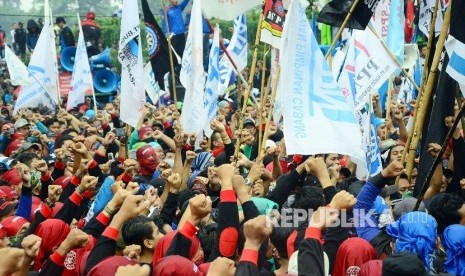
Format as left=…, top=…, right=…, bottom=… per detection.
left=180, top=0, right=206, bottom=134
left=4, top=46, right=31, bottom=86
left=348, top=29, right=397, bottom=111
left=203, top=25, right=221, bottom=137
left=218, top=14, right=247, bottom=95
left=144, top=63, right=167, bottom=104
left=279, top=0, right=365, bottom=167
left=44, top=0, right=60, bottom=104
left=67, top=18, right=93, bottom=111
left=201, top=0, right=261, bottom=21
left=118, top=0, right=146, bottom=128
left=370, top=0, right=391, bottom=40
left=14, top=6, right=57, bottom=115
left=445, top=36, right=465, bottom=97
left=418, top=0, right=443, bottom=37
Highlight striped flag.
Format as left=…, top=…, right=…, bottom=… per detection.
left=445, top=0, right=465, bottom=97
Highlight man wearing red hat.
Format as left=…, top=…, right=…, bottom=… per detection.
left=81, top=11, right=101, bottom=57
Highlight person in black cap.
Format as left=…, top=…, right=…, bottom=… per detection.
left=55, top=17, right=75, bottom=52
left=14, top=22, right=26, bottom=59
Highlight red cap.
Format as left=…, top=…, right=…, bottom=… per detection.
left=1, top=169, right=23, bottom=186
left=53, top=176, right=72, bottom=189
left=0, top=186, right=18, bottom=200
left=0, top=216, right=28, bottom=237
left=86, top=11, right=96, bottom=20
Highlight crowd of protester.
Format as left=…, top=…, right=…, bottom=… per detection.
left=0, top=1, right=465, bottom=276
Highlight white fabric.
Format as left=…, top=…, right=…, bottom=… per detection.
left=279, top=0, right=365, bottom=170
left=180, top=0, right=206, bottom=134
left=118, top=0, right=146, bottom=128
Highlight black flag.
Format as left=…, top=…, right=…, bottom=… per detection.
left=317, top=0, right=381, bottom=30
left=141, top=0, right=177, bottom=90
left=414, top=56, right=456, bottom=197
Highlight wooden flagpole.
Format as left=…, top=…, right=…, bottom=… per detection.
left=399, top=0, right=440, bottom=174
left=259, top=66, right=280, bottom=160
left=404, top=0, right=452, bottom=179
left=324, top=0, right=360, bottom=60
left=385, top=76, right=393, bottom=120
left=258, top=44, right=268, bottom=156
left=234, top=12, right=265, bottom=160
left=161, top=0, right=178, bottom=105
left=367, top=25, right=421, bottom=92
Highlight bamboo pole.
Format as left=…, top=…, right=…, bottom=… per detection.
left=258, top=44, right=268, bottom=156
left=399, top=0, right=440, bottom=171
left=234, top=12, right=264, bottom=160
left=259, top=66, right=280, bottom=160
left=386, top=76, right=393, bottom=120
left=161, top=0, right=178, bottom=105
left=324, top=0, right=360, bottom=60
left=367, top=25, right=421, bottom=92
left=404, top=0, right=452, bottom=179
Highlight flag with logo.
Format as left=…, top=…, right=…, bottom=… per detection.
left=142, top=0, right=175, bottom=91
left=204, top=25, right=221, bottom=137
left=118, top=0, right=146, bottom=128
left=445, top=0, right=465, bottom=97
left=317, top=0, right=382, bottom=30
left=366, top=106, right=383, bottom=177
left=144, top=63, right=167, bottom=104
left=218, top=14, right=247, bottom=95
left=261, top=0, right=286, bottom=49
left=418, top=0, right=443, bottom=37
left=346, top=28, right=397, bottom=112
left=67, top=16, right=93, bottom=111
left=279, top=0, right=365, bottom=171
left=371, top=0, right=390, bottom=40
left=4, top=46, right=31, bottom=86
left=201, top=0, right=261, bottom=21
left=14, top=1, right=57, bottom=115
left=180, top=0, right=206, bottom=134
left=386, top=0, right=404, bottom=65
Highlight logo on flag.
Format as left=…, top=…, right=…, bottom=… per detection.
left=279, top=0, right=365, bottom=173
left=261, top=0, right=286, bottom=49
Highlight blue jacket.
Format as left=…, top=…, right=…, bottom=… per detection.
left=26, top=32, right=39, bottom=51
left=353, top=173, right=386, bottom=242
left=16, top=188, right=32, bottom=221
left=162, top=0, right=191, bottom=35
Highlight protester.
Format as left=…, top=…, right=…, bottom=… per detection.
left=26, top=19, right=41, bottom=53
left=14, top=22, right=26, bottom=59
left=81, top=11, right=101, bottom=57
left=163, top=0, right=191, bottom=58
left=55, top=17, right=75, bottom=52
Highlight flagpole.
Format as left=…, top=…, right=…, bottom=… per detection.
left=234, top=12, right=264, bottom=160
left=414, top=103, right=465, bottom=210
left=386, top=75, right=393, bottom=120
left=324, top=0, right=360, bottom=60
left=398, top=0, right=440, bottom=175
left=367, top=25, right=421, bottom=92
left=404, top=0, right=452, bottom=179
left=259, top=66, right=280, bottom=160
left=258, top=43, right=268, bottom=156
left=161, top=0, right=178, bottom=105
left=48, top=5, right=61, bottom=106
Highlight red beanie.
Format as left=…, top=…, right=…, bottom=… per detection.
left=0, top=186, right=18, bottom=200
left=138, top=126, right=153, bottom=140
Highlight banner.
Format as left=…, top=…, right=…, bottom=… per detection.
left=371, top=0, right=390, bottom=40
left=279, top=0, right=365, bottom=169
left=142, top=0, right=175, bottom=91
left=201, top=0, right=261, bottom=21
left=4, top=46, right=31, bottom=86
left=418, top=0, right=443, bottom=37
left=346, top=28, right=397, bottom=111
left=118, top=0, right=145, bottom=128
left=59, top=71, right=73, bottom=96
left=144, top=63, right=166, bottom=105
left=218, top=14, right=247, bottom=95
left=261, top=0, right=286, bottom=49
left=180, top=0, right=206, bottom=134
left=445, top=0, right=465, bottom=97
left=14, top=2, right=57, bottom=115
left=67, top=18, right=93, bottom=111
left=317, top=0, right=382, bottom=30
left=45, top=0, right=60, bottom=103
left=204, top=25, right=221, bottom=137
left=386, top=0, right=404, bottom=65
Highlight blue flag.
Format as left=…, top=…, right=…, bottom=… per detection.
left=386, top=0, right=404, bottom=65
